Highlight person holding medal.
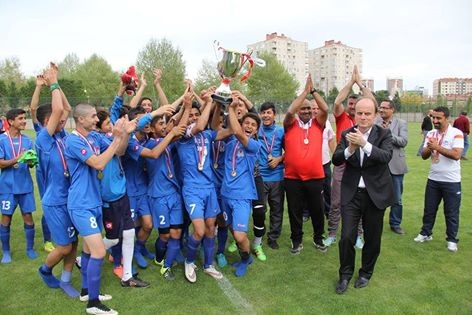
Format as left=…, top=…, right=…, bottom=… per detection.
left=0, top=107, right=37, bottom=264
left=35, top=63, right=81, bottom=297
left=65, top=103, right=130, bottom=315
left=283, top=74, right=328, bottom=254
left=221, top=97, right=262, bottom=277
left=144, top=93, right=188, bottom=281
left=175, top=87, right=232, bottom=283
left=415, top=106, right=463, bottom=252
left=258, top=102, right=285, bottom=250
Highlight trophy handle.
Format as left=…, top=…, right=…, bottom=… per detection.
left=239, top=53, right=254, bottom=82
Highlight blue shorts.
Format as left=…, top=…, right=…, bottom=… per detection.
left=0, top=193, right=35, bottom=215
left=68, top=206, right=103, bottom=237
left=43, top=204, right=77, bottom=246
left=221, top=198, right=252, bottom=232
left=103, top=195, right=135, bottom=239
left=182, top=187, right=220, bottom=220
left=129, top=194, right=151, bottom=220
left=149, top=195, right=183, bottom=230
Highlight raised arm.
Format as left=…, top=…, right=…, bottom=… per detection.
left=30, top=75, right=46, bottom=124
left=312, top=90, right=328, bottom=127
left=153, top=69, right=169, bottom=106
left=227, top=97, right=247, bottom=145
left=129, top=73, right=147, bottom=108
left=284, top=74, right=313, bottom=129
left=334, top=66, right=357, bottom=116
left=354, top=66, right=375, bottom=99
left=43, top=63, right=64, bottom=136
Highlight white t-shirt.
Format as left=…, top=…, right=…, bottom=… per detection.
left=322, top=120, right=335, bottom=165
left=424, top=125, right=464, bottom=182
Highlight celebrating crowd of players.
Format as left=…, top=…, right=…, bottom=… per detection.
left=0, top=63, right=464, bottom=314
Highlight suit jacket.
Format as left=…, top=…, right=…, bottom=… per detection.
left=374, top=117, right=408, bottom=175
left=332, top=124, right=394, bottom=210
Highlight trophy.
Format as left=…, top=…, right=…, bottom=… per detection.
left=211, top=41, right=265, bottom=106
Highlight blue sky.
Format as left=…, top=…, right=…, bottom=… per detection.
left=1, top=0, right=471, bottom=94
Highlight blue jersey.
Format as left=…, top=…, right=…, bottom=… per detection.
left=0, top=132, right=34, bottom=194
left=221, top=136, right=261, bottom=200
left=176, top=129, right=217, bottom=189
left=65, top=130, right=109, bottom=210
left=210, top=140, right=226, bottom=189
left=35, top=128, right=70, bottom=206
left=144, top=138, right=180, bottom=197
left=123, top=136, right=148, bottom=197
left=258, top=123, right=284, bottom=182
left=97, top=133, right=126, bottom=203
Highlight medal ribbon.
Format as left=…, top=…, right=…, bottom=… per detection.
left=231, top=142, right=240, bottom=176
left=73, top=130, right=98, bottom=155
left=195, top=133, right=205, bottom=169
left=261, top=128, right=276, bottom=156
left=55, top=136, right=69, bottom=175
left=212, top=141, right=221, bottom=164
left=157, top=138, right=173, bottom=177
left=6, top=132, right=22, bottom=158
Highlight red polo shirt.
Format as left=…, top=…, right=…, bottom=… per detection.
left=335, top=111, right=355, bottom=143
left=284, top=118, right=324, bottom=180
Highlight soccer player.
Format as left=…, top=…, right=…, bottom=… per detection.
left=0, top=108, right=37, bottom=263
left=95, top=109, right=150, bottom=288
left=65, top=103, right=129, bottom=315
left=175, top=88, right=232, bottom=283
left=221, top=97, right=262, bottom=277
left=35, top=65, right=80, bottom=297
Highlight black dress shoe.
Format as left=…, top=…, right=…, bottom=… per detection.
left=335, top=279, right=349, bottom=294
left=354, top=276, right=369, bottom=289
left=391, top=227, right=406, bottom=235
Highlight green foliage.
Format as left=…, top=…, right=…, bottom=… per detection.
left=374, top=89, right=390, bottom=104
left=0, top=57, right=24, bottom=85
left=327, top=87, right=339, bottom=107
left=393, top=91, right=401, bottom=111
left=136, top=38, right=186, bottom=103
left=193, top=59, right=221, bottom=93
left=246, top=52, right=298, bottom=106
left=57, top=53, right=80, bottom=79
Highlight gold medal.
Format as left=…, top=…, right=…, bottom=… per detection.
left=97, top=171, right=104, bottom=180
left=64, top=171, right=70, bottom=178
left=304, top=138, right=309, bottom=145
left=231, top=170, right=237, bottom=177
left=213, top=163, right=218, bottom=169
left=198, top=163, right=203, bottom=171
left=13, top=163, right=19, bottom=169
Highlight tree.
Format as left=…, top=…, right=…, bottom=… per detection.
left=245, top=52, right=298, bottom=106
left=194, top=59, right=245, bottom=95
left=74, top=54, right=118, bottom=106
left=136, top=38, right=186, bottom=103
left=0, top=57, right=24, bottom=85
left=327, top=87, right=339, bottom=108
left=374, top=90, right=390, bottom=105
left=58, top=53, right=80, bottom=79
left=393, top=91, right=402, bottom=111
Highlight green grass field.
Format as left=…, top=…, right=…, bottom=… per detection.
left=0, top=122, right=471, bottom=315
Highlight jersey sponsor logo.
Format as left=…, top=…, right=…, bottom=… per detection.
left=81, top=148, right=87, bottom=155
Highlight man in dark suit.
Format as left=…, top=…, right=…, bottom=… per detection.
left=332, top=97, right=394, bottom=294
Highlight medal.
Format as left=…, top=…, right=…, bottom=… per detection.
left=7, top=132, right=22, bottom=168
left=268, top=154, right=273, bottom=160
left=198, top=163, right=203, bottom=171
left=213, top=163, right=218, bottom=169
left=304, top=138, right=309, bottom=145
left=64, top=171, right=70, bottom=178
left=97, top=171, right=104, bottom=180
left=13, top=163, right=19, bottom=169
left=55, top=137, right=70, bottom=179
left=168, top=173, right=173, bottom=179
left=231, top=170, right=237, bottom=177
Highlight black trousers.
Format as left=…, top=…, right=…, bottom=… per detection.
left=285, top=178, right=324, bottom=245
left=338, top=189, right=385, bottom=280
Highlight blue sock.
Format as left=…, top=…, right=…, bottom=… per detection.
left=135, top=239, right=144, bottom=253
left=203, top=237, right=215, bottom=268
left=0, top=224, right=10, bottom=252
left=24, top=224, right=35, bottom=250
left=41, top=215, right=51, bottom=243
left=135, top=226, right=141, bottom=237
left=165, top=238, right=180, bottom=268
left=87, top=257, right=103, bottom=302
left=80, top=252, right=91, bottom=289
left=111, top=243, right=122, bottom=267
left=155, top=237, right=167, bottom=262
left=186, top=235, right=200, bottom=264
left=61, top=270, right=72, bottom=283
left=41, top=264, right=52, bottom=274
left=217, top=227, right=228, bottom=254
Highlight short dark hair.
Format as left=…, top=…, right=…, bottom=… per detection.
left=139, top=97, right=153, bottom=105
left=348, top=94, right=359, bottom=100
left=96, top=109, right=110, bottom=129
left=259, top=102, right=276, bottom=114
left=461, top=111, right=467, bottom=116
left=6, top=108, right=26, bottom=122
left=241, top=112, right=261, bottom=130
left=433, top=106, right=450, bottom=118
left=191, top=102, right=201, bottom=114
left=128, top=106, right=146, bottom=121
left=36, top=103, right=52, bottom=126
left=150, top=115, right=165, bottom=128
left=380, top=99, right=395, bottom=110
